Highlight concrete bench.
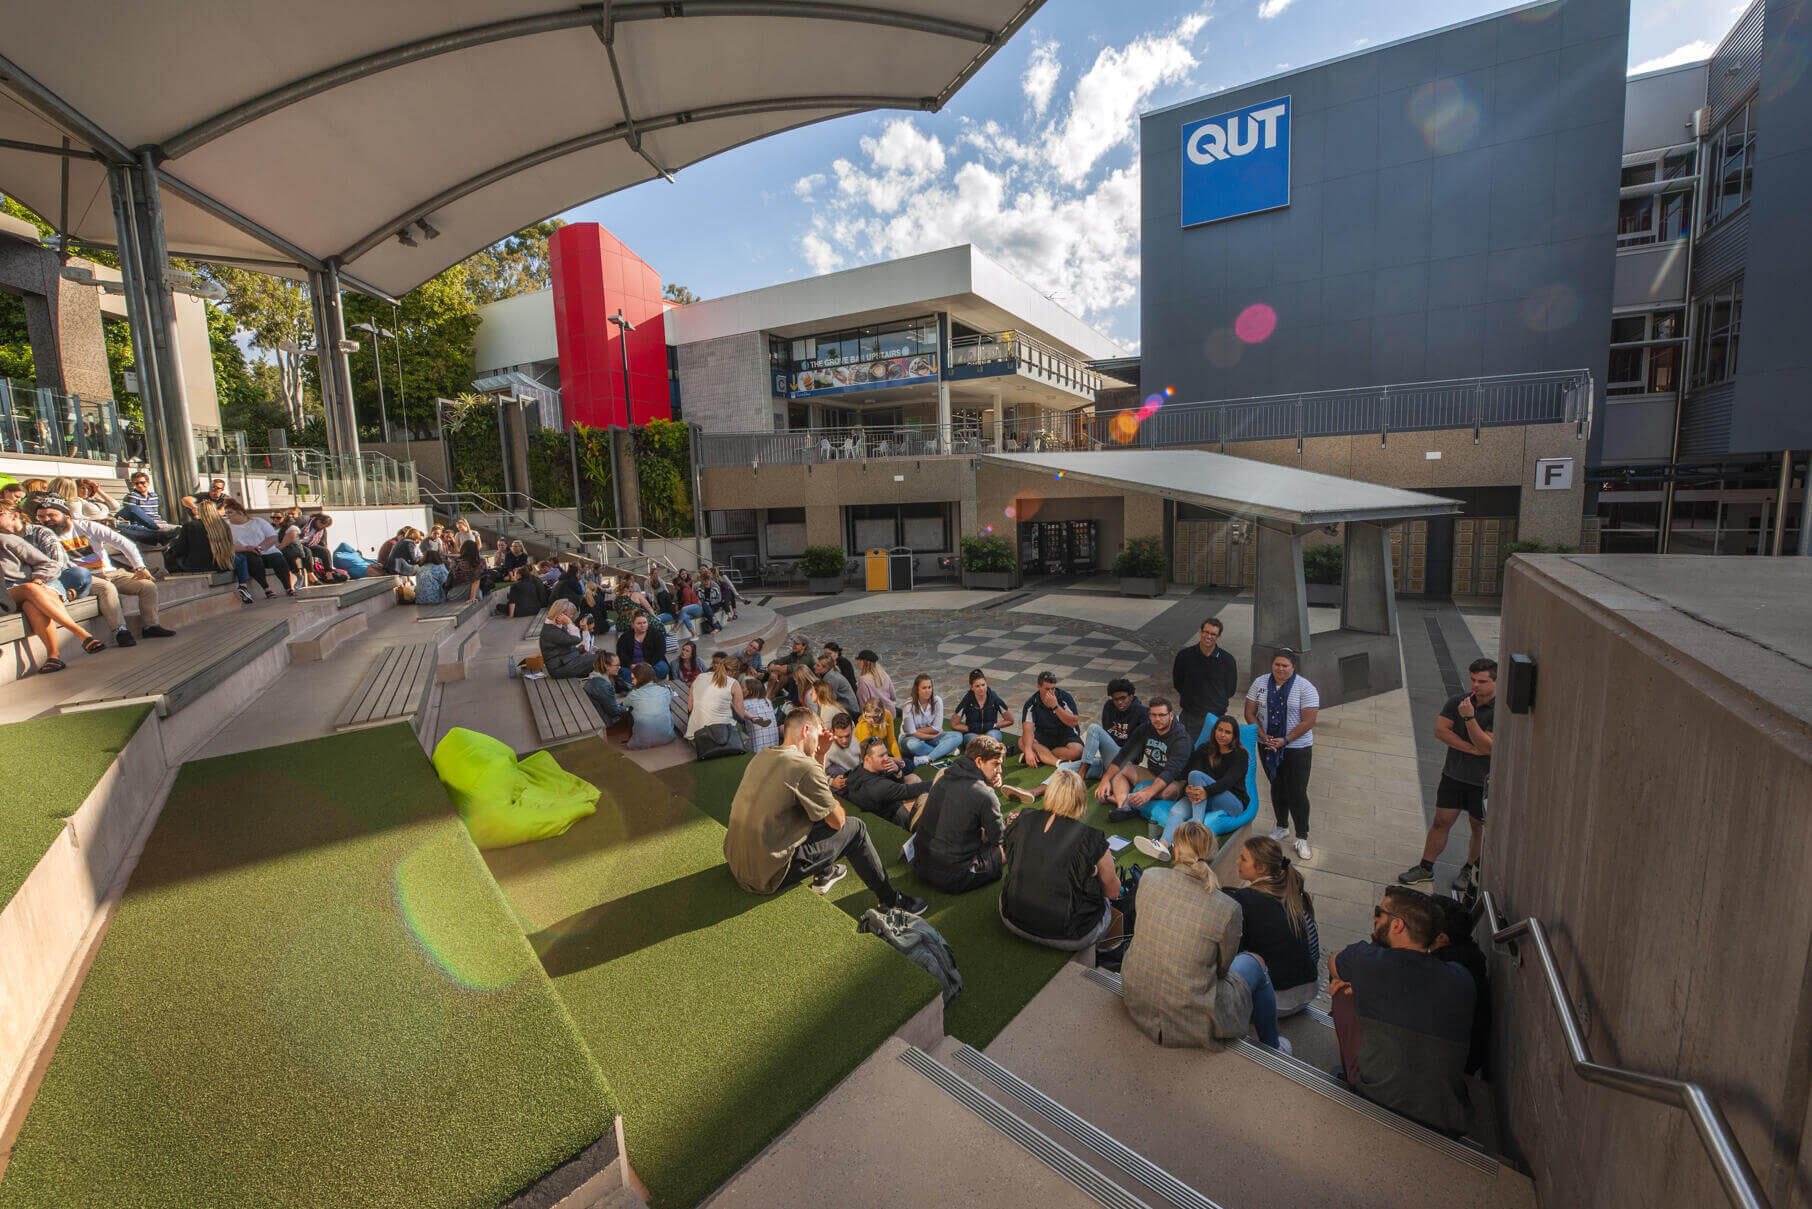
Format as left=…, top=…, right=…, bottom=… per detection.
left=437, top=627, right=482, bottom=684
left=523, top=608, right=547, bottom=640
left=525, top=675, right=603, bottom=747
left=288, top=612, right=368, bottom=662
left=0, top=596, right=102, bottom=644
left=59, top=614, right=292, bottom=717
left=334, top=642, right=437, bottom=733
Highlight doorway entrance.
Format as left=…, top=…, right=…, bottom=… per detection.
left=1424, top=516, right=1455, bottom=598
left=1020, top=520, right=1099, bottom=576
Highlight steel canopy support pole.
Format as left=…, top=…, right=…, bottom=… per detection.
left=107, top=157, right=197, bottom=525
left=309, top=266, right=360, bottom=462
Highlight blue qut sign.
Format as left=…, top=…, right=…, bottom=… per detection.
left=1180, top=96, right=1291, bottom=227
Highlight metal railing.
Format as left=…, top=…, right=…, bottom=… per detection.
left=1479, top=889, right=1766, bottom=1209
left=418, top=487, right=688, bottom=577
left=698, top=423, right=993, bottom=468
left=217, top=447, right=420, bottom=508
left=949, top=329, right=1103, bottom=395
left=0, top=377, right=128, bottom=462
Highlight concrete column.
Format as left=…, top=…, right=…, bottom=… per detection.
left=307, top=267, right=359, bottom=461
left=1252, top=521, right=1311, bottom=656
left=610, top=425, right=641, bottom=532
left=1341, top=520, right=1399, bottom=635
left=107, top=160, right=197, bottom=523
left=991, top=386, right=1003, bottom=452
left=936, top=379, right=952, bottom=453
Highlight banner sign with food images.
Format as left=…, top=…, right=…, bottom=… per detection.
left=789, top=353, right=938, bottom=397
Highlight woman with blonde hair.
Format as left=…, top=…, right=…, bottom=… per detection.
left=853, top=695, right=902, bottom=761
left=1000, top=768, right=1122, bottom=950
left=1121, top=821, right=1286, bottom=1052
left=854, top=649, right=896, bottom=711
left=810, top=679, right=842, bottom=729
left=685, top=650, right=749, bottom=742
left=538, top=597, right=596, bottom=678
left=1227, top=835, right=1320, bottom=1016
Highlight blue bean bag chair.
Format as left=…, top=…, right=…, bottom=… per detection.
left=333, top=541, right=373, bottom=578
left=1131, top=721, right=1262, bottom=838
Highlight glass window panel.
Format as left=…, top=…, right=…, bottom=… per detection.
left=1618, top=195, right=1655, bottom=242
left=1611, top=316, right=1648, bottom=343
left=1659, top=191, right=1692, bottom=241
left=902, top=516, right=947, bottom=551
left=1653, top=310, right=1683, bottom=339
left=1621, top=163, right=1656, bottom=187
left=1663, top=150, right=1695, bottom=179
left=854, top=518, right=896, bottom=549
left=1608, top=347, right=1646, bottom=393
left=1648, top=345, right=1680, bottom=393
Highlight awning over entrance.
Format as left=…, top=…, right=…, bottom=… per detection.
left=0, top=0, right=1041, bottom=298
left=979, top=450, right=1460, bottom=527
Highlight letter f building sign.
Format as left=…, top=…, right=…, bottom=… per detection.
left=1181, top=97, right=1291, bottom=227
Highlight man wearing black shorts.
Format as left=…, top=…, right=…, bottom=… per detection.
left=1399, top=658, right=1495, bottom=894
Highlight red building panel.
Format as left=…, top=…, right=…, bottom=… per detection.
left=549, top=223, right=671, bottom=429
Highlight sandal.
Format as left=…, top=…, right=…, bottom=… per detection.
left=81, top=637, right=106, bottom=654
left=40, top=657, right=66, bottom=673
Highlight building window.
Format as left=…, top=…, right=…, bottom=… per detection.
left=1618, top=147, right=1695, bottom=248
left=775, top=315, right=938, bottom=376
left=1607, top=310, right=1684, bottom=395
left=1707, top=101, right=1755, bottom=227
left=1690, top=280, right=1742, bottom=388
left=764, top=507, right=807, bottom=558
left=843, top=502, right=953, bottom=553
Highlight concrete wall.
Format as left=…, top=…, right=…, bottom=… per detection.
left=0, top=228, right=113, bottom=402
left=1623, top=61, right=1709, bottom=153
left=674, top=332, right=775, bottom=433
left=1140, top=0, right=1629, bottom=413
left=1487, top=554, right=1812, bottom=1209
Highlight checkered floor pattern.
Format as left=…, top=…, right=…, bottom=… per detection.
left=938, top=624, right=1156, bottom=686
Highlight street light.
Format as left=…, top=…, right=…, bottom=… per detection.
left=349, top=321, right=395, bottom=441
left=607, top=309, right=635, bottom=428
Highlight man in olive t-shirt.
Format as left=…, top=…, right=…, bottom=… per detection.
left=724, top=707, right=927, bottom=913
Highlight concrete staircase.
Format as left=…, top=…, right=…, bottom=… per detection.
left=703, top=963, right=1534, bottom=1209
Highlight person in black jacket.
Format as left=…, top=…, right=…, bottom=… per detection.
left=503, top=565, right=550, bottom=618
left=1224, top=834, right=1320, bottom=1015
left=538, top=599, right=596, bottom=679
left=1136, top=714, right=1250, bottom=859
left=1432, top=894, right=1492, bottom=1078
left=615, top=611, right=670, bottom=678
left=910, top=735, right=1008, bottom=893
left=1101, top=697, right=1192, bottom=821
left=833, top=738, right=931, bottom=829
left=1172, top=616, right=1239, bottom=746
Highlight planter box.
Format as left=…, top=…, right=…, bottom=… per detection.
left=807, top=577, right=843, bottom=595
left=1119, top=576, right=1167, bottom=598
left=1307, top=583, right=1342, bottom=607
left=963, top=570, right=1017, bottom=591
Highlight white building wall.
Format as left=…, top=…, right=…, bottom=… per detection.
left=473, top=288, right=558, bottom=373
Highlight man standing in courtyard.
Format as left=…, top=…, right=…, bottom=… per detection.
left=1400, top=658, right=1496, bottom=894
left=1173, top=617, right=1238, bottom=747
left=724, top=706, right=928, bottom=915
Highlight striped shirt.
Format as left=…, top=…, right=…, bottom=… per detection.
left=1245, top=674, right=1320, bottom=748
left=124, top=489, right=160, bottom=515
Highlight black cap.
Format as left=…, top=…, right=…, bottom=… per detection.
left=857, top=649, right=880, bottom=663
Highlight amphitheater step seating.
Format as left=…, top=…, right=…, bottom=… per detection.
left=58, top=613, right=292, bottom=717
left=0, top=571, right=226, bottom=646
left=524, top=674, right=603, bottom=746
left=333, top=642, right=437, bottom=733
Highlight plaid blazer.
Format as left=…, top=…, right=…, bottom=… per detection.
left=1121, top=867, right=1253, bottom=1049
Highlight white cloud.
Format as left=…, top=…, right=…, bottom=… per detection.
left=1353, top=37, right=1372, bottom=49
left=1022, top=42, right=1062, bottom=118
left=793, top=173, right=826, bottom=199
left=1631, top=39, right=1715, bottom=73
left=1258, top=0, right=1295, bottom=18
left=801, top=232, right=843, bottom=276
left=1041, top=12, right=1208, bottom=185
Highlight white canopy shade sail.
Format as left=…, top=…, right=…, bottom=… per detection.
left=0, top=0, right=1041, bottom=299
left=979, top=450, right=1463, bottom=527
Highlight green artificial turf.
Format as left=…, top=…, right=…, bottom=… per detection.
left=485, top=739, right=940, bottom=1209
left=657, top=747, right=1163, bottom=1049
left=0, top=723, right=617, bottom=1209
left=0, top=704, right=152, bottom=909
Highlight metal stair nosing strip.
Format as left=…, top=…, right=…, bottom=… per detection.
left=952, top=1045, right=1224, bottom=1209
left=897, top=1047, right=1152, bottom=1209
left=1077, top=968, right=1498, bottom=1175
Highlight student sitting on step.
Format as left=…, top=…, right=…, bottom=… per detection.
left=583, top=651, right=628, bottom=726
left=503, top=564, right=548, bottom=618
left=0, top=506, right=105, bottom=673
left=412, top=548, right=450, bottom=605
left=1224, top=835, right=1320, bottom=1017
left=723, top=706, right=927, bottom=914
left=621, top=662, right=678, bottom=749
left=539, top=599, right=597, bottom=678
left=909, top=734, right=1008, bottom=894
left=1121, top=822, right=1286, bottom=1053
left=1328, top=886, right=1476, bottom=1136
left=614, top=611, right=670, bottom=680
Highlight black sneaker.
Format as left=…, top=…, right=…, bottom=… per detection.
left=236, top=584, right=253, bottom=604
left=889, top=893, right=930, bottom=917
left=1107, top=805, right=1140, bottom=823
left=141, top=625, right=176, bottom=638
left=1452, top=863, right=1477, bottom=893
left=114, top=627, right=136, bottom=648
left=810, top=864, right=848, bottom=894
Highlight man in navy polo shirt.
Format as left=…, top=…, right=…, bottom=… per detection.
left=1328, top=886, right=1476, bottom=1136
left=1018, top=670, right=1082, bottom=767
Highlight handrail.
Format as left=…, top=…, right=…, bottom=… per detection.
left=1479, top=890, right=1767, bottom=1209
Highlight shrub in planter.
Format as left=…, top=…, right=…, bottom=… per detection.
left=1303, top=544, right=1343, bottom=585
left=1112, top=536, right=1169, bottom=597
left=960, top=534, right=1016, bottom=589
left=800, top=545, right=848, bottom=593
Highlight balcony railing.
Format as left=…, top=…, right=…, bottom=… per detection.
left=698, top=370, right=1593, bottom=469
left=0, top=377, right=128, bottom=462
left=948, top=329, right=1103, bottom=396
left=212, top=447, right=421, bottom=509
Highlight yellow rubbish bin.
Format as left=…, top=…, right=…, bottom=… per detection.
left=864, top=549, right=891, bottom=591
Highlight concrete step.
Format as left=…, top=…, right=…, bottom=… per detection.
left=971, top=963, right=1535, bottom=1209
left=704, top=1037, right=1143, bottom=1209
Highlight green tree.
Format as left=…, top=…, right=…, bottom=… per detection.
left=465, top=219, right=565, bottom=304
left=662, top=283, right=699, bottom=304
left=205, top=265, right=315, bottom=425
left=343, top=264, right=480, bottom=439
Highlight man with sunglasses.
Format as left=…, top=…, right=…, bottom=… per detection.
left=1327, top=887, right=1476, bottom=1136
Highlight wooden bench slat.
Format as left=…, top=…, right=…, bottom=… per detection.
left=523, top=674, right=601, bottom=746
left=335, top=642, right=436, bottom=731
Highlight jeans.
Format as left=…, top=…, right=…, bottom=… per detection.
left=233, top=550, right=292, bottom=590
left=117, top=502, right=162, bottom=530
left=780, top=816, right=903, bottom=904
left=1066, top=724, right=1122, bottom=779
left=903, top=732, right=963, bottom=763
left=58, top=565, right=92, bottom=599
left=1228, top=951, right=1280, bottom=1049
left=647, top=659, right=671, bottom=680
left=676, top=603, right=705, bottom=632
left=1161, top=773, right=1245, bottom=844
left=960, top=728, right=1004, bottom=746
left=584, top=674, right=625, bottom=723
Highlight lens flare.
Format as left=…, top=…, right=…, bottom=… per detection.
left=1110, top=412, right=1141, bottom=444
left=1004, top=504, right=1017, bottom=521
left=1054, top=471, right=1065, bottom=480
left=1520, top=282, right=1580, bottom=334
left=1235, top=303, right=1277, bottom=344
left=1163, top=386, right=1176, bottom=398
left=1137, top=392, right=1163, bottom=420
left=1408, top=79, right=1479, bottom=155
left=394, top=833, right=536, bottom=991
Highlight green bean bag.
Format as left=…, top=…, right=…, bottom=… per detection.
left=432, top=727, right=599, bottom=848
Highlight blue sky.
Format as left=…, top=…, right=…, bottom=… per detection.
left=560, top=0, right=1751, bottom=352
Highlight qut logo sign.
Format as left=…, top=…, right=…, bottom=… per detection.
left=1180, top=96, right=1291, bottom=227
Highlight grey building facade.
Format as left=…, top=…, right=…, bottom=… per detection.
left=1139, top=0, right=1630, bottom=408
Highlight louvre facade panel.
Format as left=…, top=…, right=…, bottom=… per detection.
left=1691, top=208, right=1749, bottom=291
left=1708, top=3, right=1764, bottom=120
left=1677, top=382, right=1735, bottom=455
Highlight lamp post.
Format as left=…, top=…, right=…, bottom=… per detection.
left=606, top=309, right=635, bottom=428
left=349, top=320, right=395, bottom=442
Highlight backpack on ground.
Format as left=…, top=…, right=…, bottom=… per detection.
left=858, top=907, right=962, bottom=1003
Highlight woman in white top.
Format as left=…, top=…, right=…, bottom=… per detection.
left=221, top=498, right=292, bottom=601
left=854, top=650, right=896, bottom=712
left=73, top=479, right=115, bottom=521
left=899, top=673, right=963, bottom=764
left=684, top=652, right=747, bottom=740
left=1243, top=648, right=1320, bottom=862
